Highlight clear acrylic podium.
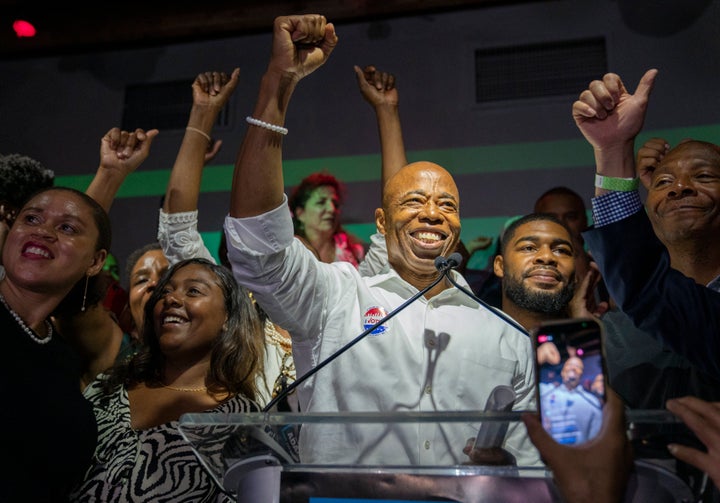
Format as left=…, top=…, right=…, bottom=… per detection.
left=178, top=409, right=694, bottom=503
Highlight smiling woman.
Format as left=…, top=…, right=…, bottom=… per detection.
left=0, top=186, right=110, bottom=501
left=70, top=257, right=266, bottom=502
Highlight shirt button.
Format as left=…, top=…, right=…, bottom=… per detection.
left=425, top=386, right=432, bottom=394
left=424, top=440, right=431, bottom=450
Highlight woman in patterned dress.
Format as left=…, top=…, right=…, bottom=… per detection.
left=71, top=258, right=265, bottom=502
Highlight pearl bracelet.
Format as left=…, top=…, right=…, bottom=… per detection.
left=594, top=174, right=639, bottom=192
left=245, top=116, right=288, bottom=135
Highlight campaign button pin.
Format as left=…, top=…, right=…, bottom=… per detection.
left=363, top=306, right=389, bottom=335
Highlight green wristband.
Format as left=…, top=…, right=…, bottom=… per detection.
left=594, top=174, right=639, bottom=192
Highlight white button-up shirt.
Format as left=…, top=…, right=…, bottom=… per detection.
left=224, top=197, right=540, bottom=467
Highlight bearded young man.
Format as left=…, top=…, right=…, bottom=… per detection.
left=493, top=213, right=578, bottom=332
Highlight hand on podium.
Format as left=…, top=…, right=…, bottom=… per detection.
left=462, top=385, right=518, bottom=466
left=462, top=443, right=517, bottom=466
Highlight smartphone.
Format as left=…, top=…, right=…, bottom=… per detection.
left=531, top=318, right=607, bottom=446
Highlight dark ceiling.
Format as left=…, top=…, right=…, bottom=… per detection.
left=0, top=0, right=533, bottom=60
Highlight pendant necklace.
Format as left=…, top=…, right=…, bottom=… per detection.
left=0, top=292, right=52, bottom=345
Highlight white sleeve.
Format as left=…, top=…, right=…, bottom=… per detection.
left=157, top=208, right=216, bottom=265
left=358, top=232, right=389, bottom=277
left=223, top=197, right=356, bottom=343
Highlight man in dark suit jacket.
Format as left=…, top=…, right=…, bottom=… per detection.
left=571, top=68, right=720, bottom=381
left=584, top=208, right=720, bottom=380
left=571, top=68, right=720, bottom=499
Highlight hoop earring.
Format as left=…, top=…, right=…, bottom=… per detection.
left=81, top=275, right=89, bottom=312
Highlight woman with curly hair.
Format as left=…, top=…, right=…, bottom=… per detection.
left=288, top=171, right=366, bottom=267
left=0, top=153, right=54, bottom=261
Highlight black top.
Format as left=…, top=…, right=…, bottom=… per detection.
left=0, top=303, right=97, bottom=502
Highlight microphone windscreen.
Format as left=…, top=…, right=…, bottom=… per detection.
left=448, top=252, right=464, bottom=268
left=484, top=384, right=516, bottom=411
left=434, top=255, right=449, bottom=270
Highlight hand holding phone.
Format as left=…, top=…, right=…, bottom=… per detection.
left=532, top=318, right=606, bottom=446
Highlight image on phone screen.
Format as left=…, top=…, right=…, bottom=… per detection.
left=534, top=319, right=605, bottom=446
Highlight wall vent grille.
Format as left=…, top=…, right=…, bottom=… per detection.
left=475, top=37, right=607, bottom=103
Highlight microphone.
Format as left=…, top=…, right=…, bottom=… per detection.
left=262, top=255, right=456, bottom=412
left=434, top=252, right=463, bottom=274
left=472, top=384, right=516, bottom=449
left=447, top=252, right=463, bottom=269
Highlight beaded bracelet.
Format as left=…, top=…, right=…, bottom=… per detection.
left=594, top=174, right=639, bottom=192
left=245, top=116, right=288, bottom=135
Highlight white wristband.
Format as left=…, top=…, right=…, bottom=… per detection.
left=245, top=116, right=288, bottom=135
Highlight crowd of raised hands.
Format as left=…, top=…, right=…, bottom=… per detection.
left=3, top=12, right=720, bottom=503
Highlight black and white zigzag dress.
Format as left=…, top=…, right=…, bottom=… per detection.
left=70, top=380, right=259, bottom=502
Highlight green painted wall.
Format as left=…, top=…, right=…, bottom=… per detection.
left=57, top=123, right=720, bottom=268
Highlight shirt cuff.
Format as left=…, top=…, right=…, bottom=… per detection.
left=157, top=209, right=214, bottom=265
left=224, top=195, right=294, bottom=255
left=591, top=191, right=643, bottom=227
left=158, top=208, right=199, bottom=226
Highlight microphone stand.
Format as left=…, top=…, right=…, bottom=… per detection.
left=436, top=252, right=529, bottom=336
left=262, top=265, right=453, bottom=412
left=444, top=273, right=529, bottom=336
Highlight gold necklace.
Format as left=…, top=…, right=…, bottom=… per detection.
left=162, top=383, right=207, bottom=392
left=272, top=352, right=297, bottom=399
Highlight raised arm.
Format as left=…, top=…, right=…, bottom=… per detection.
left=86, top=126, right=159, bottom=213
left=354, top=65, right=407, bottom=189
left=158, top=69, right=239, bottom=264
left=579, top=72, right=720, bottom=377
left=163, top=69, right=239, bottom=214
left=229, top=14, right=337, bottom=218
left=571, top=69, right=657, bottom=196
left=353, top=65, right=406, bottom=276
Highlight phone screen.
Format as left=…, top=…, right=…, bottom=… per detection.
left=533, top=318, right=606, bottom=446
